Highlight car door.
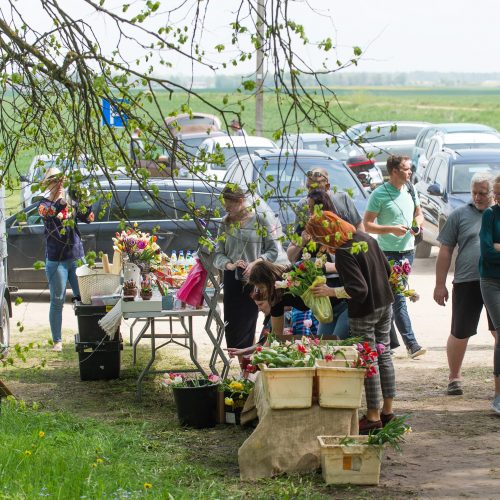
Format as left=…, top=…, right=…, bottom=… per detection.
left=422, top=157, right=446, bottom=242
left=97, top=188, right=178, bottom=258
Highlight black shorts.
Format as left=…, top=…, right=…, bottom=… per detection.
left=451, top=281, right=495, bottom=339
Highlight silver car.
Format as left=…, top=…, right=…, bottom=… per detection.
left=339, top=121, right=430, bottom=177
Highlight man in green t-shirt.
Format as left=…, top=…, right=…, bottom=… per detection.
left=363, top=155, right=427, bottom=359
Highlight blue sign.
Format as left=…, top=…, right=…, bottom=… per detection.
left=101, top=98, right=129, bottom=127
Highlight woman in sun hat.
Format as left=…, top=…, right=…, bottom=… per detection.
left=214, top=185, right=278, bottom=366
left=39, top=166, right=94, bottom=352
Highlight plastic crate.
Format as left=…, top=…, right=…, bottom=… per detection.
left=74, top=302, right=119, bottom=342
left=75, top=334, right=122, bottom=381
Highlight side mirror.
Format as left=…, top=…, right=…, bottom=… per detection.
left=427, top=183, right=442, bottom=196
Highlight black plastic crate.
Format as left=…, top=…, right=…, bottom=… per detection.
left=75, top=334, right=122, bottom=381
left=74, top=302, right=118, bottom=342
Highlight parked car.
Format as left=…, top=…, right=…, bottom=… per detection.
left=411, top=123, right=498, bottom=178
left=194, top=135, right=277, bottom=181
left=6, top=179, right=225, bottom=289
left=339, top=121, right=430, bottom=177
left=0, top=186, right=12, bottom=347
left=414, top=148, right=500, bottom=257
left=280, top=133, right=383, bottom=187
left=413, top=132, right=500, bottom=183
left=19, top=154, right=104, bottom=208
left=223, top=149, right=368, bottom=232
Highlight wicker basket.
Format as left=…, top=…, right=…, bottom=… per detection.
left=78, top=272, right=121, bottom=304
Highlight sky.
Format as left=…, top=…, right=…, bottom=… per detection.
left=6, top=0, right=500, bottom=75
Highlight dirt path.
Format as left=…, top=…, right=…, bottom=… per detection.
left=5, top=251, right=500, bottom=498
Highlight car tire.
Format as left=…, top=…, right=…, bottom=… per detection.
left=414, top=240, right=432, bottom=259
left=0, top=299, right=9, bottom=347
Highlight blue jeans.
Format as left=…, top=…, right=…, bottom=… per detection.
left=45, top=259, right=80, bottom=343
left=317, top=300, right=350, bottom=339
left=383, top=251, right=419, bottom=350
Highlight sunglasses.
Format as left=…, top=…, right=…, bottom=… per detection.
left=306, top=170, right=328, bottom=181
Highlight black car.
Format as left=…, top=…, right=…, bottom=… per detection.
left=7, top=179, right=223, bottom=289
left=223, top=149, right=368, bottom=234
left=414, top=148, right=500, bottom=257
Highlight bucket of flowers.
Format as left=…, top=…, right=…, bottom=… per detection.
left=275, top=252, right=333, bottom=323
left=315, top=342, right=382, bottom=409
left=112, top=224, right=162, bottom=275
left=161, top=372, right=220, bottom=428
left=249, top=336, right=320, bottom=409
left=318, top=415, right=411, bottom=485
left=219, top=377, right=254, bottom=424
left=388, top=258, right=419, bottom=302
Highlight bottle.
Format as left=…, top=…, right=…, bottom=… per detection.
left=178, top=250, right=185, bottom=269
left=186, top=250, right=193, bottom=271
left=170, top=250, right=177, bottom=273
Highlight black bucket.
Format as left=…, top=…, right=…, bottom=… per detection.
left=172, top=380, right=219, bottom=429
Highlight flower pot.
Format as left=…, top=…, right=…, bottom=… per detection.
left=140, top=290, right=153, bottom=301
left=172, top=380, right=219, bottom=428
left=261, top=366, right=315, bottom=409
left=315, top=362, right=365, bottom=409
left=317, top=435, right=383, bottom=485
left=123, top=289, right=137, bottom=302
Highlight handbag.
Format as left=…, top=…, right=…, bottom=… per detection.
left=176, top=258, right=207, bottom=307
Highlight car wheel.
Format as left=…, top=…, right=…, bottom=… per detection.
left=414, top=240, right=432, bottom=259
left=0, top=299, right=9, bottom=347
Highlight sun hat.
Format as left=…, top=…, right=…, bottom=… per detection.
left=42, top=166, right=63, bottom=183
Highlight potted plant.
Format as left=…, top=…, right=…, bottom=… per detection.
left=122, top=279, right=137, bottom=301
left=161, top=372, right=220, bottom=428
left=318, top=416, right=411, bottom=485
left=315, top=342, right=382, bottom=409
left=139, top=276, right=153, bottom=300
left=220, top=377, right=254, bottom=424
left=249, top=337, right=319, bottom=409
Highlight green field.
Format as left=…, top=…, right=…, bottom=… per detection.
left=6, top=86, right=500, bottom=215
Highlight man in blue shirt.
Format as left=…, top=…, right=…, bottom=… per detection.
left=363, top=155, right=427, bottom=358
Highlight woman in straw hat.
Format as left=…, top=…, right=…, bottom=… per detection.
left=214, top=185, right=279, bottom=366
left=38, top=167, right=94, bottom=352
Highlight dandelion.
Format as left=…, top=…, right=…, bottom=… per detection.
left=91, top=463, right=97, bottom=468
left=96, top=458, right=104, bottom=464
left=24, top=450, right=32, bottom=456
left=144, top=483, right=153, bottom=489
left=38, top=431, right=45, bottom=438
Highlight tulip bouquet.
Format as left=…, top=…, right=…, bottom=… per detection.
left=388, top=258, right=419, bottom=302
left=161, top=372, right=220, bottom=388
left=112, top=225, right=162, bottom=266
left=275, top=252, right=333, bottom=323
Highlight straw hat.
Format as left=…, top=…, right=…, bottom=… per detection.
left=43, top=166, right=63, bottom=183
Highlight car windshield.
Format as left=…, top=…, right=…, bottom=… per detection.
left=201, top=145, right=273, bottom=170
left=302, top=138, right=362, bottom=161
left=255, top=157, right=363, bottom=199
left=451, top=162, right=500, bottom=193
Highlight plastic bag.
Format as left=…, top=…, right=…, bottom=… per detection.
left=300, top=276, right=333, bottom=323
left=176, top=258, right=207, bottom=307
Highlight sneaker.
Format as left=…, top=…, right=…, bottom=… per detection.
left=381, top=412, right=395, bottom=426
left=407, top=344, right=427, bottom=359
left=51, top=342, right=63, bottom=352
left=447, top=380, right=463, bottom=396
left=358, top=416, right=382, bottom=435
left=492, top=395, right=500, bottom=415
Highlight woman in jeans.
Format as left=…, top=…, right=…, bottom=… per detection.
left=214, top=186, right=278, bottom=365
left=39, top=168, right=94, bottom=351
left=479, top=173, right=500, bottom=414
